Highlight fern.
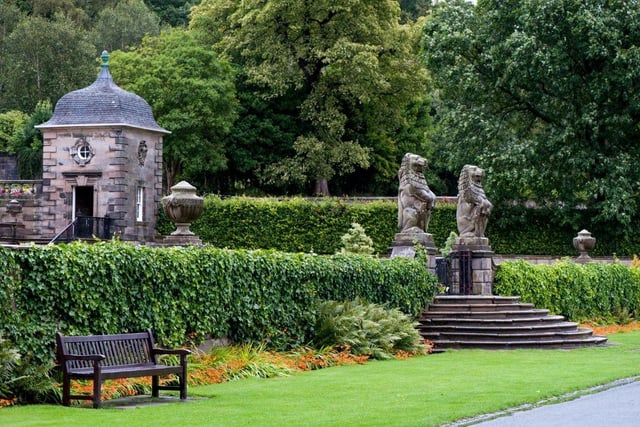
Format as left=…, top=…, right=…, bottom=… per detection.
left=313, top=299, right=427, bottom=360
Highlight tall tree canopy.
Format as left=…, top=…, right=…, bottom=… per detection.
left=190, top=0, right=429, bottom=195
left=92, top=0, right=161, bottom=52
left=0, top=14, right=95, bottom=112
left=424, top=0, right=640, bottom=226
left=109, top=29, right=238, bottom=189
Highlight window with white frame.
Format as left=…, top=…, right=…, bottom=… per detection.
left=136, top=186, right=144, bottom=222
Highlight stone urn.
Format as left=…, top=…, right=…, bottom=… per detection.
left=161, top=181, right=204, bottom=236
left=573, top=229, right=596, bottom=263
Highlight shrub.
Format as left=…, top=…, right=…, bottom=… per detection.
left=312, top=299, right=428, bottom=360
left=167, top=196, right=640, bottom=256
left=0, top=334, right=58, bottom=405
left=0, top=242, right=436, bottom=393
left=494, top=260, right=640, bottom=322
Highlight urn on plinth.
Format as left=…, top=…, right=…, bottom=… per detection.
left=573, top=229, right=595, bottom=263
left=161, top=181, right=203, bottom=238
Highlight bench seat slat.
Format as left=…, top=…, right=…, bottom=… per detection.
left=68, top=364, right=183, bottom=380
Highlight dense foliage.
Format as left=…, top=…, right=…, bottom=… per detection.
left=165, top=197, right=640, bottom=256
left=0, top=243, right=436, bottom=367
left=109, top=29, right=238, bottom=188
left=190, top=0, right=432, bottom=195
left=495, top=260, right=640, bottom=323
left=313, top=299, right=427, bottom=359
left=424, top=0, right=640, bottom=230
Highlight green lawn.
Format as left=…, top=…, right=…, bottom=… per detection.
left=4, top=331, right=640, bottom=427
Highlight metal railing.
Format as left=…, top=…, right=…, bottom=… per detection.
left=49, top=216, right=112, bottom=244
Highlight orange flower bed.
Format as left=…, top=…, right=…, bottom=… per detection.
left=65, top=347, right=373, bottom=402
left=0, top=398, right=17, bottom=408
left=580, top=321, right=640, bottom=336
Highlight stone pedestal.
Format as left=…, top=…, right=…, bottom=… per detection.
left=162, top=234, right=202, bottom=246
left=450, top=237, right=494, bottom=295
left=390, top=232, right=437, bottom=275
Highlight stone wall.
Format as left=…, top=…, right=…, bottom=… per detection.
left=0, top=155, right=18, bottom=180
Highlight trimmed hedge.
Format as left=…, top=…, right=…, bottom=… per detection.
left=0, top=243, right=437, bottom=367
left=159, top=197, right=640, bottom=256
left=494, top=260, right=640, bottom=322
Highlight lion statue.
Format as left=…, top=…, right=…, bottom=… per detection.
left=456, top=165, right=492, bottom=238
left=397, top=153, right=436, bottom=234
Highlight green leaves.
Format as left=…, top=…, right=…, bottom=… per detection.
left=0, top=241, right=434, bottom=374
left=424, top=0, right=640, bottom=227
left=191, top=0, right=430, bottom=194
left=313, top=298, right=428, bottom=359
left=109, top=29, right=238, bottom=188
left=494, top=260, right=640, bottom=322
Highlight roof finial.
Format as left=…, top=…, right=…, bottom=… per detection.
left=101, top=50, right=109, bottom=67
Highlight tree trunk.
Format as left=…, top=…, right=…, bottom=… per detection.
left=314, top=178, right=330, bottom=196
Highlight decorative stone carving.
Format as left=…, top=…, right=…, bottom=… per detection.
left=573, top=229, right=595, bottom=263
left=456, top=165, right=492, bottom=243
left=161, top=181, right=203, bottom=238
left=391, top=153, right=437, bottom=273
left=137, top=140, right=148, bottom=165
left=397, top=153, right=436, bottom=234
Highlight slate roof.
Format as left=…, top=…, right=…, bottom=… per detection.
left=36, top=51, right=169, bottom=134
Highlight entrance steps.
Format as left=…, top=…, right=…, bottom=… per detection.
left=418, top=295, right=608, bottom=350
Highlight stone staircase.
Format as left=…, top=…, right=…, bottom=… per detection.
left=418, top=295, right=608, bottom=350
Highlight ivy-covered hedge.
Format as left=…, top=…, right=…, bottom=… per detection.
left=160, top=197, right=457, bottom=254
left=0, top=243, right=436, bottom=367
left=494, top=260, right=640, bottom=321
left=160, top=197, right=640, bottom=256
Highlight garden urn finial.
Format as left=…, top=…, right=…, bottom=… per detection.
left=161, top=181, right=204, bottom=236
left=573, top=229, right=595, bottom=263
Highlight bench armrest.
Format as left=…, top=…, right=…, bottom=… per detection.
left=62, top=353, right=106, bottom=362
left=151, top=348, right=191, bottom=356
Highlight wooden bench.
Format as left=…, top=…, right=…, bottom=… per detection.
left=56, top=329, right=191, bottom=408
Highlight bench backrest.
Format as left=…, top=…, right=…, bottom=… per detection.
left=57, top=331, right=155, bottom=369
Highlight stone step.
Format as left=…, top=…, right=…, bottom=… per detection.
left=423, top=309, right=550, bottom=319
left=425, top=303, right=535, bottom=312
left=431, top=295, right=522, bottom=305
left=429, top=336, right=608, bottom=350
left=422, top=328, right=597, bottom=342
left=420, top=315, right=567, bottom=328
left=417, top=294, right=608, bottom=350
left=418, top=321, right=580, bottom=335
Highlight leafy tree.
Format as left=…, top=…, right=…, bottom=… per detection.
left=92, top=0, right=161, bottom=52
left=11, top=100, right=52, bottom=179
left=399, top=0, right=433, bottom=22
left=0, top=110, right=27, bottom=153
left=214, top=80, right=306, bottom=195
left=109, top=29, right=238, bottom=190
left=145, top=0, right=198, bottom=27
left=190, top=0, right=429, bottom=195
left=423, top=0, right=640, bottom=227
left=28, top=0, right=91, bottom=27
left=0, top=14, right=95, bottom=112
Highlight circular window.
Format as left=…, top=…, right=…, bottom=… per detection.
left=71, top=138, right=95, bottom=165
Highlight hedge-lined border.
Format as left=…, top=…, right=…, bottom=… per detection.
left=494, top=260, right=640, bottom=321
left=158, top=197, right=639, bottom=256
left=0, top=244, right=436, bottom=367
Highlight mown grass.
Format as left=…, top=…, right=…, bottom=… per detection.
left=3, top=331, right=640, bottom=427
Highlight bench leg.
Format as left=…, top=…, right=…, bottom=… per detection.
left=152, top=376, right=159, bottom=398
left=93, top=377, right=102, bottom=408
left=62, top=374, right=71, bottom=406
left=180, top=360, right=188, bottom=399
left=179, top=373, right=187, bottom=400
